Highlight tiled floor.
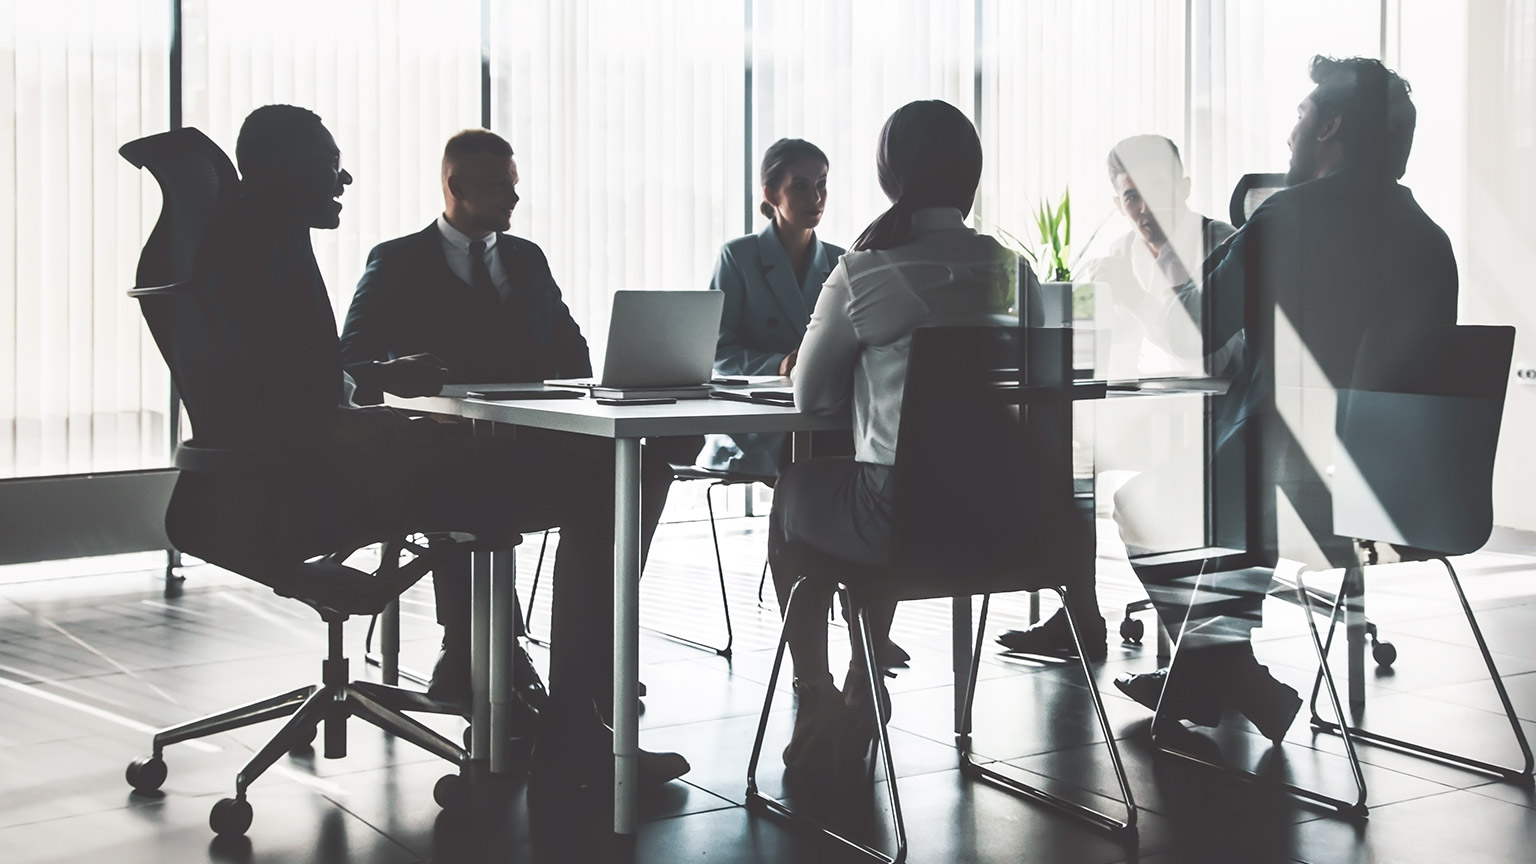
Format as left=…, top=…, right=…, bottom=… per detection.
left=2, top=517, right=1534, bottom=863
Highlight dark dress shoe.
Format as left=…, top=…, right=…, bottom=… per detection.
left=426, top=642, right=471, bottom=706
left=513, top=644, right=549, bottom=712
left=997, top=608, right=1108, bottom=661
left=877, top=638, right=911, bottom=669
left=529, top=701, right=689, bottom=792
left=1226, top=658, right=1302, bottom=743
left=1113, top=668, right=1222, bottom=727
left=429, top=640, right=549, bottom=713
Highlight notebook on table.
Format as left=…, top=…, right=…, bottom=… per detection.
left=546, top=290, right=725, bottom=400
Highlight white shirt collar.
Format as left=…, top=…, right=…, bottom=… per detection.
left=436, top=213, right=498, bottom=253
left=908, top=206, right=968, bottom=233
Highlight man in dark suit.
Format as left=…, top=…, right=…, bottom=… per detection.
left=1111, top=56, right=1459, bottom=742
left=210, top=106, right=688, bottom=793
left=339, top=129, right=698, bottom=717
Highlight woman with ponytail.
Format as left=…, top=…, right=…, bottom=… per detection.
left=766, top=100, right=1015, bottom=775
left=702, top=138, right=845, bottom=478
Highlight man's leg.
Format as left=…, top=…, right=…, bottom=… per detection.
left=638, top=436, right=705, bottom=566
left=426, top=542, right=473, bottom=703
left=1112, top=439, right=1300, bottom=740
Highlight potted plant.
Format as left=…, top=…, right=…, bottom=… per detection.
left=997, top=188, right=1108, bottom=370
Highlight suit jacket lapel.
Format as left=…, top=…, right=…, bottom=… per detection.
left=757, top=222, right=810, bottom=339
left=805, top=235, right=836, bottom=322
left=417, top=221, right=473, bottom=303
left=494, top=233, right=552, bottom=362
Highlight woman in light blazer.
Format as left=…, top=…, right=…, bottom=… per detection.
left=768, top=101, right=1015, bottom=775
left=702, top=138, right=844, bottom=478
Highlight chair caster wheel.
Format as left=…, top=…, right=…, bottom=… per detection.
left=1372, top=640, right=1397, bottom=668
left=1119, top=617, right=1144, bottom=645
left=434, top=773, right=469, bottom=810
left=210, top=797, right=253, bottom=837
left=126, top=756, right=167, bottom=793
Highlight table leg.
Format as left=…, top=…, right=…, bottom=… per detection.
left=613, top=437, right=642, bottom=835
left=489, top=549, right=516, bottom=773
left=470, top=419, right=492, bottom=769
left=471, top=548, right=491, bottom=764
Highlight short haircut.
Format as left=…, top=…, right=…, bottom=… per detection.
left=1307, top=55, right=1416, bottom=179
left=759, top=138, right=829, bottom=220
left=441, top=129, right=514, bottom=182
left=235, top=104, right=324, bottom=183
left=1106, top=134, right=1184, bottom=181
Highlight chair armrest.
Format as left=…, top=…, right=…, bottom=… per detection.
left=127, top=282, right=197, bottom=298
left=173, top=441, right=320, bottom=473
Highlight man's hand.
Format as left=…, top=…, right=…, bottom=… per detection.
left=1081, top=255, right=1141, bottom=312
left=778, top=349, right=799, bottom=377
left=321, top=406, right=433, bottom=452
left=378, top=353, right=450, bottom=397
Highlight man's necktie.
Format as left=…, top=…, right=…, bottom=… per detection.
left=468, top=239, right=501, bottom=304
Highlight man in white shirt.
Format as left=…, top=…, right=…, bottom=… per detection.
left=997, top=135, right=1233, bottom=661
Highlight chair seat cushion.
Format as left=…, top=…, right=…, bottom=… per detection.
left=669, top=464, right=777, bottom=485
left=780, top=538, right=1084, bottom=604
left=260, top=558, right=406, bottom=617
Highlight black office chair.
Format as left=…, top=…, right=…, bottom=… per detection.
left=746, top=325, right=1136, bottom=863
left=117, top=128, right=509, bottom=836
left=1306, top=323, right=1534, bottom=784
left=1229, top=172, right=1287, bottom=228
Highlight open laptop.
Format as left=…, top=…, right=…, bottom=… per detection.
left=546, top=290, right=724, bottom=390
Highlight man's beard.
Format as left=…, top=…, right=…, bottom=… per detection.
left=1284, top=144, right=1316, bottom=187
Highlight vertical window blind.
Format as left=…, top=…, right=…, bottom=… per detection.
left=180, top=0, right=483, bottom=320
left=750, top=0, right=976, bottom=255
left=6, top=0, right=1446, bottom=485
left=493, top=0, right=747, bottom=367
left=1, top=1, right=171, bottom=480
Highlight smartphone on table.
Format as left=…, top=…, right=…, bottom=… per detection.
left=594, top=397, right=677, bottom=406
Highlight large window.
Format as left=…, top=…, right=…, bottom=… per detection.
left=492, top=0, right=746, bottom=362
left=4, top=0, right=1486, bottom=528
left=180, top=0, right=483, bottom=320
left=1, top=1, right=172, bottom=479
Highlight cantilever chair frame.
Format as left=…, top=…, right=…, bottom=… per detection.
left=1147, top=557, right=1371, bottom=819
left=1303, top=324, right=1534, bottom=786
left=1304, top=550, right=1535, bottom=783
left=745, top=325, right=1137, bottom=864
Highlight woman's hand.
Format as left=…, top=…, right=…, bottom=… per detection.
left=779, top=349, right=799, bottom=377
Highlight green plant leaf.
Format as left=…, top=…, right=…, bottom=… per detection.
left=1061, top=187, right=1072, bottom=248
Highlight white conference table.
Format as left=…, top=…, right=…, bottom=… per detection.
left=389, top=383, right=844, bottom=835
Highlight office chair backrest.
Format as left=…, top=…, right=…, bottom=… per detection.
left=1229, top=172, right=1286, bottom=228
left=120, top=128, right=238, bottom=291
left=120, top=128, right=261, bottom=448
left=1332, top=324, right=1514, bottom=555
left=883, top=324, right=1085, bottom=601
